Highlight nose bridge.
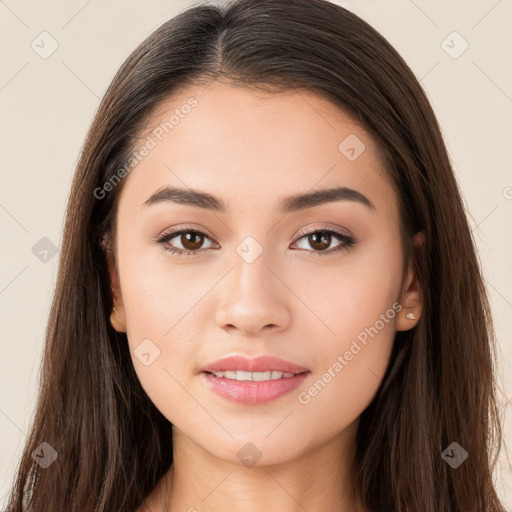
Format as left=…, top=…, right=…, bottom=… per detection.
left=229, top=233, right=277, bottom=299
left=215, top=233, right=291, bottom=334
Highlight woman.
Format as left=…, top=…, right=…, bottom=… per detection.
left=6, top=0, right=507, bottom=510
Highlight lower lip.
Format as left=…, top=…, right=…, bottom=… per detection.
left=202, top=372, right=310, bottom=405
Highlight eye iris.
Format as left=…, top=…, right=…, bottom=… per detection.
left=309, top=232, right=330, bottom=250
left=181, top=232, right=204, bottom=250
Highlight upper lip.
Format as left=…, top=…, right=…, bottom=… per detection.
left=201, top=355, right=309, bottom=375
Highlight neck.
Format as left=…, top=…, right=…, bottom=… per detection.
left=145, top=418, right=364, bottom=512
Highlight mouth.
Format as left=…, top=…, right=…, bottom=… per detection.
left=203, top=369, right=306, bottom=381
left=200, top=355, right=310, bottom=405
left=202, top=370, right=311, bottom=405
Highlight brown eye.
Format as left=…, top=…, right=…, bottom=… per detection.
left=179, top=232, right=205, bottom=251
left=157, top=226, right=356, bottom=258
left=307, top=232, right=331, bottom=251
left=157, top=228, right=216, bottom=256
left=293, top=228, right=357, bottom=256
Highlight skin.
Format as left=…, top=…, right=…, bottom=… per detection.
left=106, top=80, right=424, bottom=512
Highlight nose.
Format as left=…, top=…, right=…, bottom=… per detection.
left=214, top=250, right=291, bottom=337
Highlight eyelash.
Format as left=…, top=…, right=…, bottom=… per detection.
left=155, top=225, right=357, bottom=258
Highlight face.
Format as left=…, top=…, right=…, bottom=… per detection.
left=106, top=80, right=422, bottom=465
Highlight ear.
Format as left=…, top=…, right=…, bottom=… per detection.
left=396, top=230, right=425, bottom=331
left=103, top=235, right=127, bottom=333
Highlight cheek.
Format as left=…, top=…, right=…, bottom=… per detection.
left=293, top=240, right=400, bottom=423
left=121, top=268, right=202, bottom=366
left=116, top=248, right=208, bottom=418
left=120, top=278, right=200, bottom=425
left=295, top=312, right=396, bottom=437
left=297, top=235, right=402, bottom=343
left=119, top=242, right=209, bottom=340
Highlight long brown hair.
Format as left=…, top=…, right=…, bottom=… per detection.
left=6, top=0, right=507, bottom=510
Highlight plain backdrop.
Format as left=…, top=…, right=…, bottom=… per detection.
left=1, top=0, right=511, bottom=508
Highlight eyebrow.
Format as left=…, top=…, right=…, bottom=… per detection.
left=142, top=185, right=376, bottom=213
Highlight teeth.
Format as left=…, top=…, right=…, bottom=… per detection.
left=253, top=371, right=271, bottom=381
left=210, top=370, right=296, bottom=381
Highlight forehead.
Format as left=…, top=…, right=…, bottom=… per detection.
left=118, top=81, right=397, bottom=222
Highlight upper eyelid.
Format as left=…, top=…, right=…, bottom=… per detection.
left=294, top=224, right=351, bottom=239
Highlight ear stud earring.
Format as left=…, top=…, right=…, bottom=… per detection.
left=405, top=312, right=416, bottom=320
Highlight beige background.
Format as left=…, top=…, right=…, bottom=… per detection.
left=1, top=0, right=511, bottom=507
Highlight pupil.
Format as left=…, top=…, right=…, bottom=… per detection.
left=311, top=232, right=329, bottom=250
left=183, top=232, right=202, bottom=250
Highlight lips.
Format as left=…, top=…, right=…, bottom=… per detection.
left=202, top=372, right=309, bottom=405
left=201, top=355, right=309, bottom=375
